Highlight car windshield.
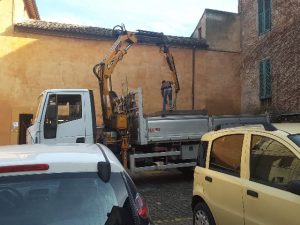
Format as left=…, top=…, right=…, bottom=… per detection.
left=288, top=134, right=300, bottom=147
left=0, top=172, right=134, bottom=225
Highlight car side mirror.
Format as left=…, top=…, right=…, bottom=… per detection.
left=287, top=180, right=300, bottom=195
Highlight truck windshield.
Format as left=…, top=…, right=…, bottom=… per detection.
left=0, top=172, right=134, bottom=225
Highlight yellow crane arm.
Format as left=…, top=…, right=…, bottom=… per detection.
left=161, top=45, right=180, bottom=110
left=92, top=25, right=181, bottom=168
left=93, top=25, right=137, bottom=123
left=135, top=29, right=180, bottom=109
left=93, top=25, right=181, bottom=124
left=98, top=28, right=137, bottom=96
left=162, top=45, right=180, bottom=94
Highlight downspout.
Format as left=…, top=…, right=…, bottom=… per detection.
left=192, top=47, right=196, bottom=110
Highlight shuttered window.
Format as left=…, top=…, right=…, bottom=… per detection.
left=259, top=59, right=271, bottom=100
left=258, top=0, right=271, bottom=34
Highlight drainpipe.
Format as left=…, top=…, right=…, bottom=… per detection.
left=192, top=47, right=196, bottom=110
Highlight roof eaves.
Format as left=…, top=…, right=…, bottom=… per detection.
left=14, top=20, right=208, bottom=49
left=15, top=20, right=114, bottom=41
left=205, top=8, right=238, bottom=16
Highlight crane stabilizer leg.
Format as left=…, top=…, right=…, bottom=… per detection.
left=121, top=136, right=129, bottom=169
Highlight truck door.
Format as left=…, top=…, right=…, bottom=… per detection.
left=40, top=93, right=86, bottom=144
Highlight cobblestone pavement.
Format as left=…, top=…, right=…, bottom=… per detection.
left=132, top=169, right=193, bottom=225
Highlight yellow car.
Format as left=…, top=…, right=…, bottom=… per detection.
left=192, top=123, right=300, bottom=225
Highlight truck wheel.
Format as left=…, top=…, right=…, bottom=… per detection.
left=193, top=202, right=215, bottom=225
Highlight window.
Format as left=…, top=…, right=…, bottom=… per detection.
left=250, top=135, right=300, bottom=190
left=259, top=58, right=271, bottom=100
left=198, top=27, right=202, bottom=39
left=44, top=94, right=82, bottom=139
left=209, top=135, right=244, bottom=176
left=57, top=95, right=82, bottom=124
left=288, top=134, right=300, bottom=147
left=258, top=0, right=271, bottom=34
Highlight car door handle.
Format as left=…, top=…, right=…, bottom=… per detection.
left=205, top=176, right=212, bottom=182
left=247, top=190, right=258, bottom=198
left=76, top=137, right=85, bottom=143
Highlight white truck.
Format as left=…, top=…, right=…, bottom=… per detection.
left=27, top=88, right=268, bottom=173
left=26, top=25, right=269, bottom=173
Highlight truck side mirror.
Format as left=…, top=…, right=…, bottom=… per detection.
left=44, top=104, right=58, bottom=139
left=46, top=104, right=57, bottom=122
left=287, top=180, right=300, bottom=195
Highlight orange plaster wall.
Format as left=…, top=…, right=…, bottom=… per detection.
left=0, top=1, right=241, bottom=145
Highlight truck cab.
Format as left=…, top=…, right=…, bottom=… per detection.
left=27, top=89, right=96, bottom=144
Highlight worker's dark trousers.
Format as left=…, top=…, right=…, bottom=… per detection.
left=162, top=88, right=172, bottom=113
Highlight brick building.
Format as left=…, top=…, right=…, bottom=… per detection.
left=239, top=0, right=300, bottom=114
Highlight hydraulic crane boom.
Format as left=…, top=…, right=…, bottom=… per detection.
left=161, top=41, right=180, bottom=109
left=136, top=30, right=180, bottom=107
left=92, top=24, right=181, bottom=168
left=93, top=25, right=137, bottom=126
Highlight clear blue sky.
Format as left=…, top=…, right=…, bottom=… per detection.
left=36, top=0, right=238, bottom=37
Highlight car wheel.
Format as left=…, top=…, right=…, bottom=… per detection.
left=193, top=202, right=215, bottom=225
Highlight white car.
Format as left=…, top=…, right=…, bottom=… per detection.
left=0, top=144, right=150, bottom=225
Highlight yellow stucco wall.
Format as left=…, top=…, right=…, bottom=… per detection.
left=194, top=50, right=241, bottom=114
left=0, top=0, right=241, bottom=145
